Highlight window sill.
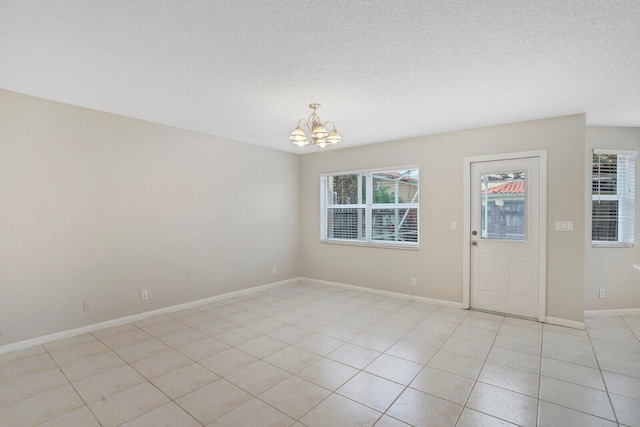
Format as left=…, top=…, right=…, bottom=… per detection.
left=321, top=239, right=419, bottom=251
left=592, top=242, right=634, bottom=248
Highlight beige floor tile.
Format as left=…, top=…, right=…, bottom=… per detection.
left=176, top=379, right=252, bottom=425
left=215, top=326, right=262, bottom=346
left=99, top=329, right=154, bottom=350
left=296, top=358, right=359, bottom=390
left=43, top=333, right=97, bottom=352
left=131, top=349, right=192, bottom=379
left=177, top=336, right=230, bottom=360
left=466, top=382, right=537, bottom=427
left=158, top=327, right=209, bottom=347
left=610, top=393, right=640, bottom=427
left=0, top=352, right=57, bottom=383
left=237, top=335, right=289, bottom=359
left=427, top=350, right=484, bottom=380
left=402, top=328, right=450, bottom=348
left=386, top=387, right=462, bottom=427
left=225, top=360, right=290, bottom=394
left=0, top=345, right=47, bottom=364
left=409, top=366, right=474, bottom=405
left=351, top=331, right=398, bottom=352
left=300, top=393, right=381, bottom=427
left=224, top=311, right=264, bottom=326
left=207, top=398, right=294, bottom=427
left=337, top=371, right=405, bottom=412
left=259, top=375, right=330, bottom=419
left=295, top=333, right=345, bottom=355
left=441, top=336, right=492, bottom=361
left=244, top=318, right=287, bottom=334
left=119, top=402, right=200, bottom=427
left=493, top=333, right=542, bottom=356
left=171, top=310, right=217, bottom=327
left=48, top=340, right=111, bottom=365
left=264, top=346, right=321, bottom=373
left=541, top=357, right=605, bottom=390
left=538, top=401, right=617, bottom=427
left=199, top=347, right=258, bottom=376
left=451, top=325, right=498, bottom=344
left=0, top=367, right=68, bottom=408
left=364, top=353, right=423, bottom=385
left=385, top=339, right=439, bottom=364
left=195, top=318, right=238, bottom=336
left=326, top=343, right=381, bottom=370
left=150, top=362, right=219, bottom=399
left=0, top=384, right=84, bottom=427
left=321, top=323, right=364, bottom=341
left=542, top=341, right=598, bottom=368
left=374, top=415, right=412, bottom=427
left=88, top=382, right=170, bottom=427
left=602, top=370, right=640, bottom=400
left=543, top=330, right=592, bottom=350
left=37, top=406, right=100, bottom=427
left=486, top=346, right=541, bottom=374
left=455, top=407, right=517, bottom=426
left=268, top=324, right=314, bottom=344
left=114, top=338, right=173, bottom=363
left=139, top=319, right=190, bottom=337
left=478, top=362, right=540, bottom=397
left=597, top=353, right=640, bottom=379
left=73, top=364, right=146, bottom=402
left=59, top=351, right=125, bottom=382
left=539, top=376, right=615, bottom=421
left=499, top=323, right=542, bottom=341
left=91, top=323, right=139, bottom=340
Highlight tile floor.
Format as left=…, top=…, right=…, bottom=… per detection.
left=1, top=281, right=639, bottom=426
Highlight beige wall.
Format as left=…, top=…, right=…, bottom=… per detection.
left=300, top=115, right=586, bottom=323
left=0, top=90, right=301, bottom=346
left=585, top=126, right=640, bottom=311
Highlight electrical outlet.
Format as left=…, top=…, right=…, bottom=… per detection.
left=410, top=277, right=416, bottom=287
left=83, top=300, right=92, bottom=312
left=141, top=290, right=148, bottom=300
left=272, top=266, right=277, bottom=274
left=599, top=288, right=605, bottom=298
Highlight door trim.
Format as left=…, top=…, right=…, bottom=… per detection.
left=462, top=150, right=548, bottom=322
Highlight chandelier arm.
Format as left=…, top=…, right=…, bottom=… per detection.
left=323, top=121, right=337, bottom=131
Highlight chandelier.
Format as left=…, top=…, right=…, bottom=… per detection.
left=289, top=103, right=342, bottom=148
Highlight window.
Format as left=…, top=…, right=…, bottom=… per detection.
left=592, top=149, right=636, bottom=247
left=321, top=167, right=419, bottom=248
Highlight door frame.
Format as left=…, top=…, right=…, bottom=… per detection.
left=462, top=150, right=548, bottom=322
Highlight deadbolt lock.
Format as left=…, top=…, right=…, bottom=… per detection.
left=471, top=230, right=478, bottom=236
left=471, top=241, right=478, bottom=246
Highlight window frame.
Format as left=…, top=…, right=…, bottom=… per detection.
left=320, top=166, right=420, bottom=249
left=591, top=149, right=636, bottom=248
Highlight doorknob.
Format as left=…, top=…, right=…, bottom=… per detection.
left=471, top=230, right=478, bottom=236
left=471, top=241, right=478, bottom=246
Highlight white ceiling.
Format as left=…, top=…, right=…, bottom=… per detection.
left=1, top=1, right=639, bottom=154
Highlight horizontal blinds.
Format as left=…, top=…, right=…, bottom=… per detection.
left=321, top=168, right=419, bottom=245
left=592, top=151, right=636, bottom=244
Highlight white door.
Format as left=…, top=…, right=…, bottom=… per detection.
left=470, top=157, right=540, bottom=318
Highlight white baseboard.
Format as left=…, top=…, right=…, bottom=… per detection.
left=0, top=277, right=302, bottom=355
left=584, top=308, right=640, bottom=317
left=301, top=277, right=465, bottom=309
left=545, top=316, right=586, bottom=330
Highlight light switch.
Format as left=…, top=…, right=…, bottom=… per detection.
left=450, top=221, right=457, bottom=230
left=555, top=221, right=574, bottom=232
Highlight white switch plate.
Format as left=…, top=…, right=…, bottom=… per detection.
left=450, top=221, right=457, bottom=230
left=555, top=221, right=574, bottom=232
left=141, top=290, right=148, bottom=300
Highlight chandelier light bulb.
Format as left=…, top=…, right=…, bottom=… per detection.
left=289, top=103, right=342, bottom=148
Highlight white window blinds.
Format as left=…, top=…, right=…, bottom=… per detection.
left=320, top=168, right=419, bottom=248
left=592, top=149, right=636, bottom=246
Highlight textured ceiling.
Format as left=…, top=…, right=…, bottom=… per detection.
left=1, top=1, right=639, bottom=154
